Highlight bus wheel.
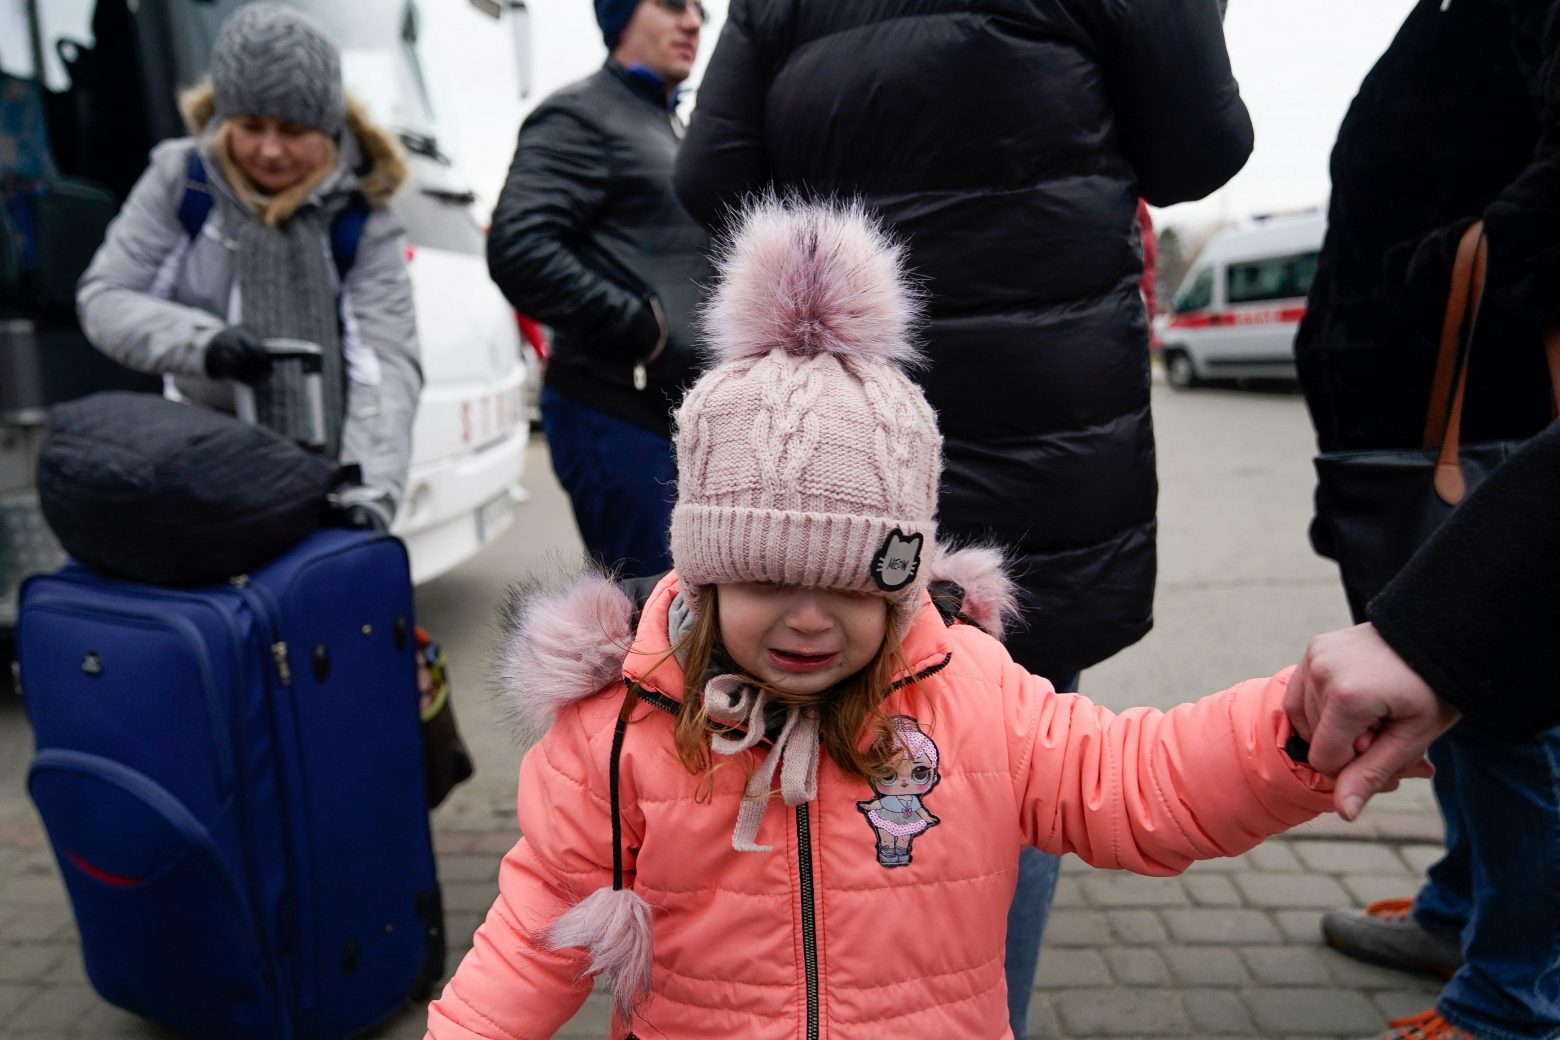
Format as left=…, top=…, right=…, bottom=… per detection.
left=1164, top=349, right=1199, bottom=389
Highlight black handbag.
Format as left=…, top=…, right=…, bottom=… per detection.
left=1312, top=222, right=1560, bottom=620
left=37, top=391, right=342, bottom=586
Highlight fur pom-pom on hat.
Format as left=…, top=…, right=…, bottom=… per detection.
left=700, top=195, right=922, bottom=366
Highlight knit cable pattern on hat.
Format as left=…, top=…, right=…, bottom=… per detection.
left=210, top=3, right=344, bottom=136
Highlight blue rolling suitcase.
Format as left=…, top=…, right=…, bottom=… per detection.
left=16, top=529, right=444, bottom=1040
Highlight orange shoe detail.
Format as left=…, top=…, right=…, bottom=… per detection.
left=1384, top=1008, right=1476, bottom=1039
left=1364, top=897, right=1417, bottom=922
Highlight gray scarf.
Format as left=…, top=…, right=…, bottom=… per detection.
left=668, top=594, right=823, bottom=853
left=218, top=187, right=348, bottom=456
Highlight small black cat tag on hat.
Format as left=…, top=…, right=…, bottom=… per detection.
left=872, top=529, right=923, bottom=591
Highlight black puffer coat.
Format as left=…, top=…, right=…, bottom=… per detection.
left=676, top=0, right=1251, bottom=678
left=1297, top=0, right=1560, bottom=455
left=489, top=61, right=709, bottom=438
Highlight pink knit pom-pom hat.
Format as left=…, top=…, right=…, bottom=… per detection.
left=669, top=196, right=943, bottom=628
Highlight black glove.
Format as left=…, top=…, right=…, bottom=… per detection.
left=203, top=326, right=273, bottom=385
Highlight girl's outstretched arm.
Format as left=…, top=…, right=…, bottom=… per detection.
left=1003, top=654, right=1334, bottom=875
left=426, top=694, right=636, bottom=1039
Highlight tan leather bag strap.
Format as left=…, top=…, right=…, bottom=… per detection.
left=1422, top=222, right=1485, bottom=449
left=1428, top=225, right=1560, bottom=503
left=1432, top=232, right=1488, bottom=504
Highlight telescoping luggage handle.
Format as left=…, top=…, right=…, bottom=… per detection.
left=233, top=338, right=328, bottom=451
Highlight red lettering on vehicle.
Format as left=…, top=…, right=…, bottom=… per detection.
left=1167, top=304, right=1306, bottom=330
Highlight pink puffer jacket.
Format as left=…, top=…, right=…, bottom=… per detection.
left=427, top=556, right=1331, bottom=1040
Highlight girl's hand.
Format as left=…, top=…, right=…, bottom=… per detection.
left=922, top=812, right=940, bottom=827
left=856, top=799, right=877, bottom=813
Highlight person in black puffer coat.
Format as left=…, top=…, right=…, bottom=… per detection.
left=1294, top=3, right=1560, bottom=1039
left=673, top=2, right=1250, bottom=1035
left=487, top=0, right=710, bottom=580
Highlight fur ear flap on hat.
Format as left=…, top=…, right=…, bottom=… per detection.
left=496, top=569, right=636, bottom=745
left=928, top=543, right=1023, bottom=640
left=700, top=194, right=924, bottom=367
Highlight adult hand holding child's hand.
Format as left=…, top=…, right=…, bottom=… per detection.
left=1286, top=623, right=1458, bottom=821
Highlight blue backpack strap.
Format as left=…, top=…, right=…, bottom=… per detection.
left=176, top=149, right=213, bottom=241
left=179, top=154, right=368, bottom=280
left=329, top=193, right=371, bottom=283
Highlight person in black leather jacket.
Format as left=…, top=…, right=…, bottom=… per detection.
left=487, top=0, right=709, bottom=579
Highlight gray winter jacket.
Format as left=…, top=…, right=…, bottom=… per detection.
left=76, top=92, right=422, bottom=513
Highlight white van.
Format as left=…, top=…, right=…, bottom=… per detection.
left=1157, top=213, right=1325, bottom=388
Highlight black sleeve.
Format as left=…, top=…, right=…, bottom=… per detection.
left=1481, top=10, right=1560, bottom=325
left=486, top=105, right=657, bottom=357
left=1367, top=420, right=1560, bottom=740
left=1100, top=0, right=1254, bottom=206
left=675, top=0, right=773, bottom=233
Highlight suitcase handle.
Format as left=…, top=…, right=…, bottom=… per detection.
left=260, top=338, right=325, bottom=373
left=233, top=339, right=328, bottom=448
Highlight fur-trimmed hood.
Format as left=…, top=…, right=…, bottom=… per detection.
left=497, top=544, right=1020, bottom=741
left=178, top=80, right=408, bottom=205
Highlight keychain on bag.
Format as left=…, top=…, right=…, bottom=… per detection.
left=416, top=626, right=475, bottom=809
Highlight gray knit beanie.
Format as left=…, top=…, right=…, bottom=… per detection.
left=210, top=3, right=345, bottom=136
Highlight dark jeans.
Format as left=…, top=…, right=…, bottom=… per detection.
left=1413, top=721, right=1560, bottom=1040
left=540, top=386, right=676, bottom=581
left=1006, top=671, right=1078, bottom=1039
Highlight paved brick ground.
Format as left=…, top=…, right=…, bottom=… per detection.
left=0, top=779, right=1449, bottom=1040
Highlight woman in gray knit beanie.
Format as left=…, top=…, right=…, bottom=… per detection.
left=76, top=2, right=423, bottom=531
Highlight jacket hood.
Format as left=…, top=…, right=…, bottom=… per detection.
left=497, top=544, right=1019, bottom=741
left=179, top=80, right=408, bottom=205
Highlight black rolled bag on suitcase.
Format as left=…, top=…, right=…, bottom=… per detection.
left=37, top=391, right=341, bottom=585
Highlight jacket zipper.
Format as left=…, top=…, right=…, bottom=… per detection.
left=628, top=649, right=953, bottom=1040
left=796, top=803, right=820, bottom=1040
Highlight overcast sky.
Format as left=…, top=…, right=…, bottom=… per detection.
left=432, top=0, right=1419, bottom=231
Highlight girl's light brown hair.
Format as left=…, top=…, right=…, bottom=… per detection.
left=671, top=592, right=914, bottom=792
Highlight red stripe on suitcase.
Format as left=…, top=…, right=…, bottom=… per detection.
left=65, top=849, right=143, bottom=888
